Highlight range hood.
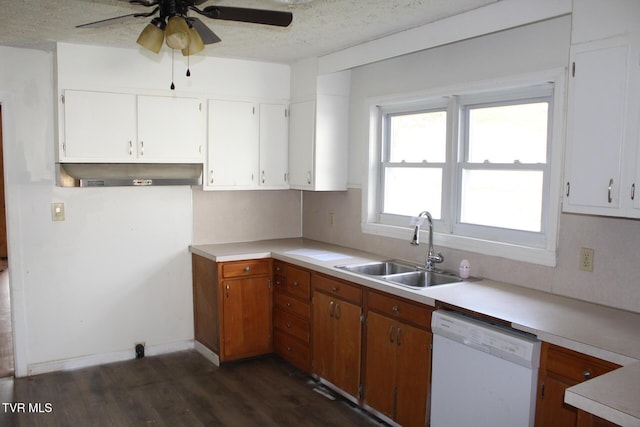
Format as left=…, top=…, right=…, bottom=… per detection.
left=56, top=163, right=202, bottom=187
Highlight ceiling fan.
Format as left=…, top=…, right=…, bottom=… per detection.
left=77, top=0, right=294, bottom=56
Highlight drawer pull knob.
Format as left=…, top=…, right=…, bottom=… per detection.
left=287, top=346, right=292, bottom=352
left=286, top=322, right=292, bottom=328
left=244, top=266, right=251, bottom=272
left=286, top=302, right=292, bottom=307
left=392, top=305, right=399, bottom=314
left=293, top=281, right=299, bottom=287
left=332, top=287, right=338, bottom=292
left=582, top=370, right=592, bottom=380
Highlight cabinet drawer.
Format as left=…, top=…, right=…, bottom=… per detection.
left=312, top=273, right=362, bottom=305
left=274, top=292, right=310, bottom=319
left=274, top=330, right=310, bottom=373
left=367, top=291, right=432, bottom=330
left=546, top=345, right=620, bottom=383
left=221, top=259, right=270, bottom=278
left=273, top=260, right=287, bottom=277
left=287, top=266, right=311, bottom=300
left=274, top=309, right=310, bottom=343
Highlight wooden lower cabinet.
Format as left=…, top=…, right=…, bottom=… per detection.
left=535, top=343, right=621, bottom=427
left=364, top=291, right=433, bottom=427
left=221, top=275, right=272, bottom=360
left=273, top=261, right=312, bottom=373
left=192, top=254, right=272, bottom=363
left=312, top=274, right=363, bottom=399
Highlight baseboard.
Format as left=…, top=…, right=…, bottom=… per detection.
left=26, top=340, right=195, bottom=377
left=194, top=340, right=220, bottom=366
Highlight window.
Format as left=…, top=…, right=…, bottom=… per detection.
left=365, top=74, right=564, bottom=266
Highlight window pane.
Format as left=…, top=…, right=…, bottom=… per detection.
left=384, top=168, right=442, bottom=218
left=389, top=111, right=447, bottom=163
left=468, top=103, right=548, bottom=163
left=460, top=169, right=543, bottom=232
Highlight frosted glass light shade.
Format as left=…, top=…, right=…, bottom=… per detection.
left=137, top=23, right=164, bottom=54
left=165, top=16, right=191, bottom=50
left=182, top=27, right=205, bottom=56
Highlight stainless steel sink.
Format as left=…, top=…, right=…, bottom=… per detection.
left=382, top=270, right=461, bottom=288
left=336, top=260, right=418, bottom=276
left=336, top=260, right=463, bottom=289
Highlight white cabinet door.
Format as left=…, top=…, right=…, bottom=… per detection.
left=137, top=95, right=205, bottom=163
left=61, top=90, right=137, bottom=162
left=259, top=103, right=289, bottom=189
left=288, top=100, right=315, bottom=189
left=563, top=41, right=630, bottom=215
left=207, top=99, right=259, bottom=188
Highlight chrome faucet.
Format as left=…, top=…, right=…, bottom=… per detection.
left=410, top=211, right=444, bottom=271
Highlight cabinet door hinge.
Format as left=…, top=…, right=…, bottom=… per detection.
left=61, top=94, right=65, bottom=104
left=572, top=62, right=576, bottom=77
left=358, top=384, right=364, bottom=400
left=285, top=108, right=288, bottom=118
left=540, top=383, right=545, bottom=399
left=360, top=314, right=365, bottom=324
left=268, top=279, right=272, bottom=289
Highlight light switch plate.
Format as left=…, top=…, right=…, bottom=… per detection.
left=51, top=203, right=65, bottom=222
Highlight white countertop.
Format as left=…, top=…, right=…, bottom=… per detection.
left=190, top=238, right=640, bottom=426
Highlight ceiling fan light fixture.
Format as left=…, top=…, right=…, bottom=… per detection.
left=182, top=26, right=205, bottom=56
left=165, top=16, right=191, bottom=50
left=136, top=18, right=166, bottom=54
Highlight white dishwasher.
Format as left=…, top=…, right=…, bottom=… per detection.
left=430, top=310, right=541, bottom=427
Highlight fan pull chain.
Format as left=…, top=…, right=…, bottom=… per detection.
left=170, top=49, right=176, bottom=90
left=186, top=48, right=191, bottom=77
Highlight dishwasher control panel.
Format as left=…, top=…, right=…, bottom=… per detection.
left=431, top=310, right=541, bottom=368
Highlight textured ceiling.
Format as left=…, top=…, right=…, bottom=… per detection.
left=0, top=0, right=499, bottom=63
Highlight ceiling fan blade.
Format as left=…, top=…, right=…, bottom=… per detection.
left=76, top=13, right=143, bottom=29
left=187, top=17, right=222, bottom=45
left=201, top=6, right=293, bottom=27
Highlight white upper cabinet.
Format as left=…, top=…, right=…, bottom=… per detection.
left=59, top=90, right=205, bottom=164
left=137, top=95, right=205, bottom=163
left=563, top=40, right=630, bottom=214
left=288, top=67, right=350, bottom=191
left=562, top=0, right=640, bottom=218
left=205, top=99, right=289, bottom=190
left=207, top=99, right=259, bottom=189
left=60, top=90, right=136, bottom=162
left=259, top=103, right=289, bottom=189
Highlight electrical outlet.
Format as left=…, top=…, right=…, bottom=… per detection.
left=579, top=247, right=594, bottom=272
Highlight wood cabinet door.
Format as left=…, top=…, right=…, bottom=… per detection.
left=192, top=255, right=219, bottom=353
left=222, top=276, right=272, bottom=360
left=364, top=312, right=397, bottom=419
left=536, top=376, right=578, bottom=427
left=312, top=291, right=335, bottom=380
left=395, top=324, right=431, bottom=427
left=332, top=298, right=362, bottom=398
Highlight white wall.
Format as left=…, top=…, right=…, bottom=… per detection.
left=1, top=43, right=292, bottom=376
left=303, top=16, right=640, bottom=314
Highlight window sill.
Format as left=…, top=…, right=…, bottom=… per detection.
left=361, top=222, right=557, bottom=267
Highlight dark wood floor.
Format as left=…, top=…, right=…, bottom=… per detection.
left=0, top=350, right=385, bottom=426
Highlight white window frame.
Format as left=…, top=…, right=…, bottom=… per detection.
left=362, top=70, right=566, bottom=267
